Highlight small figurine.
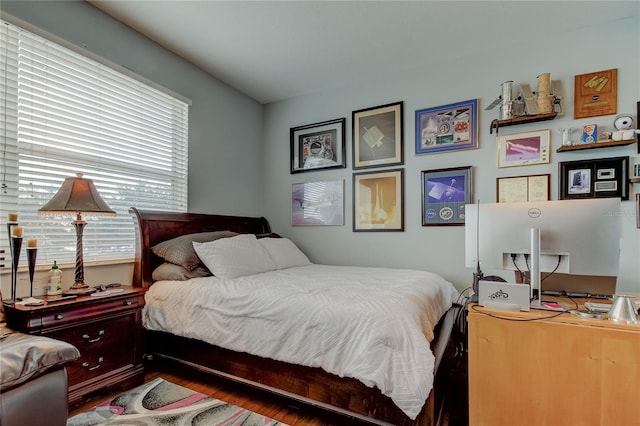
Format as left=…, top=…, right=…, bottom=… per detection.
left=611, top=113, right=640, bottom=141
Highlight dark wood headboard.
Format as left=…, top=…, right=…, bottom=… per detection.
left=129, top=207, right=271, bottom=289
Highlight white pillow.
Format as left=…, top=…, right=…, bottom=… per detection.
left=193, top=234, right=276, bottom=279
left=259, top=237, right=311, bottom=269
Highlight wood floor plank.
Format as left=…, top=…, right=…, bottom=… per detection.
left=69, top=358, right=468, bottom=425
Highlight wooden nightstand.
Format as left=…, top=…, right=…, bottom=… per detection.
left=4, top=286, right=145, bottom=407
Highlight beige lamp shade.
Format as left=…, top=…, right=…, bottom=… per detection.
left=38, top=173, right=116, bottom=216
left=38, top=173, right=115, bottom=294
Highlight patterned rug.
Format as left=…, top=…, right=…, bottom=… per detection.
left=67, top=377, right=288, bottom=426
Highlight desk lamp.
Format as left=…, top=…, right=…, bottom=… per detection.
left=38, top=173, right=116, bottom=294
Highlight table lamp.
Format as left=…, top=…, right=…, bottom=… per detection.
left=38, top=173, right=116, bottom=294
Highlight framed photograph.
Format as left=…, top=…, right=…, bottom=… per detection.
left=574, top=68, right=617, bottom=119
left=290, top=118, right=346, bottom=173
left=637, top=194, right=640, bottom=229
left=415, top=99, right=478, bottom=155
left=353, top=169, right=403, bottom=231
left=559, top=156, right=629, bottom=200
left=497, top=129, right=551, bottom=168
left=352, top=102, right=403, bottom=169
left=292, top=180, right=344, bottom=226
left=497, top=174, right=550, bottom=203
left=421, top=166, right=472, bottom=226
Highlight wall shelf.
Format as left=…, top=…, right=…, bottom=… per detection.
left=489, top=112, right=558, bottom=134
left=630, top=177, right=640, bottom=184
left=556, top=139, right=637, bottom=152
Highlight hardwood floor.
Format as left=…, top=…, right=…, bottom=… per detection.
left=69, top=356, right=469, bottom=425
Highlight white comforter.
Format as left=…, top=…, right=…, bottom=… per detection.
left=142, top=264, right=459, bottom=419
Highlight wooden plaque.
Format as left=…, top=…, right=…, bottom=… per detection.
left=574, top=68, right=617, bottom=119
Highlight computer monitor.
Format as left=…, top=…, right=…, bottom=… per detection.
left=465, top=198, right=621, bottom=298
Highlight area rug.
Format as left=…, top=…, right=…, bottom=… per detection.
left=67, top=377, right=288, bottom=426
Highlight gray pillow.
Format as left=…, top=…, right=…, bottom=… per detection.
left=152, top=262, right=212, bottom=281
left=151, top=231, right=238, bottom=271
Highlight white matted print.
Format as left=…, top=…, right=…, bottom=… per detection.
left=292, top=180, right=344, bottom=226
left=497, top=129, right=551, bottom=168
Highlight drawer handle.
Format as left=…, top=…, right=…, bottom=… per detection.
left=55, top=314, right=64, bottom=320
left=123, top=301, right=132, bottom=306
left=82, top=357, right=104, bottom=371
left=82, top=329, right=105, bottom=343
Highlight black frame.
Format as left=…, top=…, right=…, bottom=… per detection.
left=290, top=118, right=346, bottom=174
left=352, top=168, right=404, bottom=232
left=352, top=101, right=403, bottom=169
left=559, top=156, right=629, bottom=200
left=421, top=166, right=472, bottom=226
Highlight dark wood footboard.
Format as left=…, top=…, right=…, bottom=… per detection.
left=130, top=207, right=462, bottom=426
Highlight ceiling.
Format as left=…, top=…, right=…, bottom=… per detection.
left=88, top=1, right=637, bottom=104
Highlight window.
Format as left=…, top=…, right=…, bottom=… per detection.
left=1, top=19, right=189, bottom=267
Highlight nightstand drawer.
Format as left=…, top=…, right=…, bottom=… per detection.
left=40, top=296, right=140, bottom=329
left=49, top=315, right=136, bottom=385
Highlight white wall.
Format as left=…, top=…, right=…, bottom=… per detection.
left=0, top=1, right=265, bottom=294
left=263, top=15, right=640, bottom=293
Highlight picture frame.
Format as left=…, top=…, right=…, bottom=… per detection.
left=291, top=180, right=344, bottom=226
left=637, top=101, right=639, bottom=154
left=497, top=174, right=550, bottom=203
left=497, top=129, right=551, bottom=168
left=574, top=68, right=617, bottom=119
left=421, top=166, right=472, bottom=226
left=559, top=156, right=629, bottom=200
left=352, top=102, right=403, bottom=169
left=290, top=118, right=346, bottom=173
left=415, top=99, right=478, bottom=155
left=353, top=168, right=403, bottom=231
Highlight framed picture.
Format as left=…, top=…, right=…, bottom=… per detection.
left=497, top=129, right=551, bottom=168
left=637, top=101, right=639, bottom=154
left=353, top=169, right=403, bottom=231
left=421, top=166, right=472, bottom=226
left=352, top=102, right=403, bottom=169
left=497, top=174, right=550, bottom=203
left=559, top=156, right=629, bottom=200
left=290, top=118, right=346, bottom=173
left=291, top=180, right=344, bottom=226
left=415, top=99, right=478, bottom=155
left=574, top=68, right=617, bottom=119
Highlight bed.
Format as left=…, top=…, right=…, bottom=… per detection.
left=130, top=207, right=463, bottom=426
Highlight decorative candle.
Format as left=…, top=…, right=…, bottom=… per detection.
left=7, top=213, right=18, bottom=222
left=12, top=226, right=23, bottom=237
left=27, top=239, right=37, bottom=248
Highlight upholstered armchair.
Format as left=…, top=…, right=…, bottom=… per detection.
left=0, top=293, right=80, bottom=426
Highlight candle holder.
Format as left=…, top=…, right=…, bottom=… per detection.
left=6, top=220, right=17, bottom=258
left=10, top=236, right=23, bottom=304
left=27, top=247, right=37, bottom=297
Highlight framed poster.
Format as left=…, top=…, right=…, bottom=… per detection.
left=559, top=156, right=629, bottom=200
left=421, top=166, right=472, bottom=226
left=290, top=118, right=346, bottom=173
left=574, top=68, right=617, bottom=119
left=497, top=174, right=550, bottom=203
left=497, top=129, right=551, bottom=168
left=352, top=102, right=403, bottom=169
left=353, top=169, right=403, bottom=231
left=291, top=180, right=344, bottom=226
left=415, top=99, right=478, bottom=155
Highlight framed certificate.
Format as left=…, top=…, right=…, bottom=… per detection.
left=497, top=174, right=550, bottom=203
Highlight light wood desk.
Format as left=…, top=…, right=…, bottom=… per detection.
left=468, top=297, right=640, bottom=426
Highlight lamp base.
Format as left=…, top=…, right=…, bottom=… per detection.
left=63, top=285, right=96, bottom=295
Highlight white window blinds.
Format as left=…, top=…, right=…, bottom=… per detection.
left=1, top=20, right=189, bottom=268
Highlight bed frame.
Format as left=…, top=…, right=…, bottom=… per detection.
left=130, top=207, right=461, bottom=426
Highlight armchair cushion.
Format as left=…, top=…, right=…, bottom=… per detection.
left=0, top=327, right=80, bottom=392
